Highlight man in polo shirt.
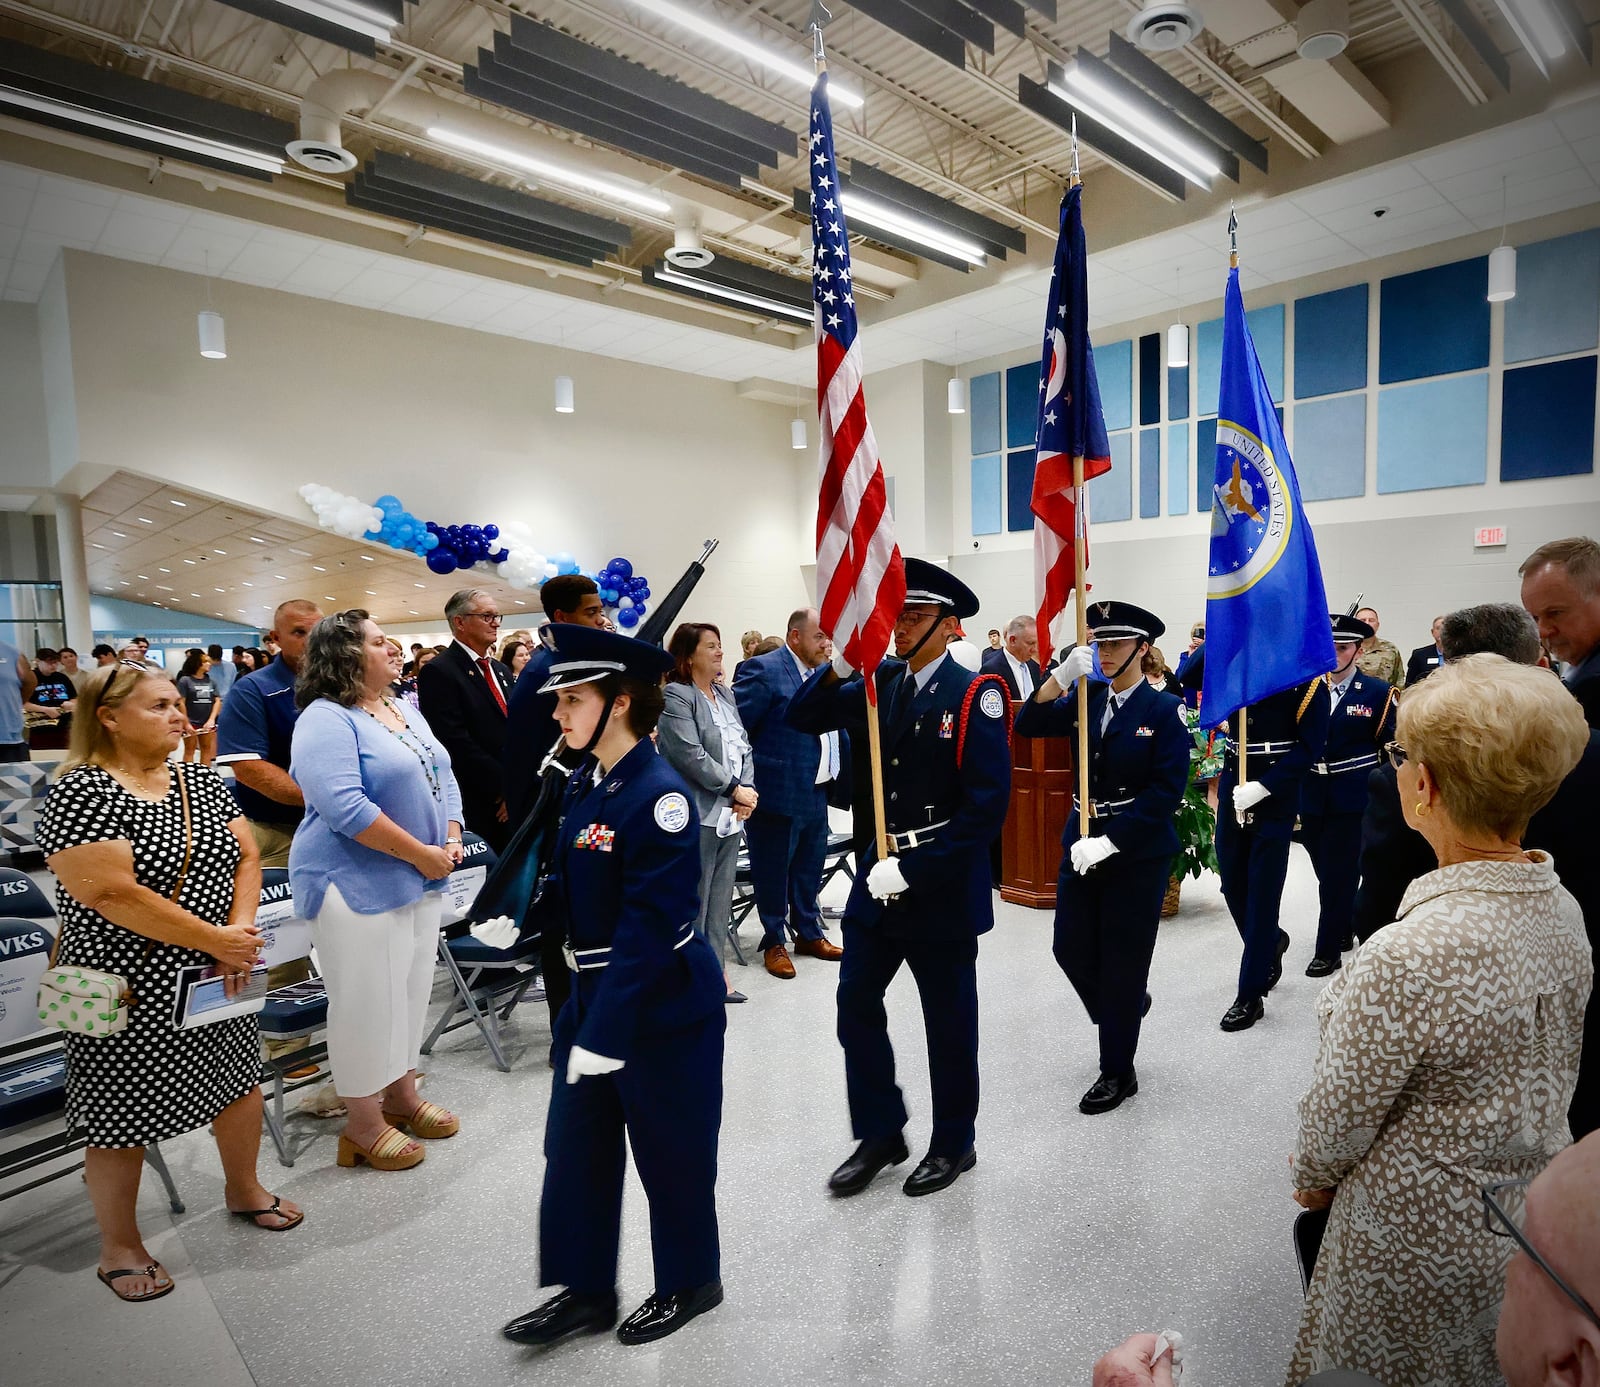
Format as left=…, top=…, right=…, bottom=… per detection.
left=216, top=599, right=322, bottom=1068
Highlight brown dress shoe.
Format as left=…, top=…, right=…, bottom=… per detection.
left=793, top=936, right=844, bottom=961
left=764, top=945, right=796, bottom=979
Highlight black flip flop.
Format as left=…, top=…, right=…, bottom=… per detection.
left=97, top=1264, right=174, bottom=1303
left=228, top=1194, right=304, bottom=1232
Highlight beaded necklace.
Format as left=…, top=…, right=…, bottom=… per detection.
left=358, top=696, right=442, bottom=802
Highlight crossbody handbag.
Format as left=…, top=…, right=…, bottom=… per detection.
left=36, top=765, right=194, bottom=1038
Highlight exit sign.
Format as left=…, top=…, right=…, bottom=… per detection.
left=1475, top=526, right=1507, bottom=549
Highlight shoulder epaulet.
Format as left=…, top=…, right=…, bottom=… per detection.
left=957, top=672, right=1012, bottom=767
left=1295, top=680, right=1322, bottom=724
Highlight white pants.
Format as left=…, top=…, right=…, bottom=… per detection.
left=311, top=883, right=442, bottom=1099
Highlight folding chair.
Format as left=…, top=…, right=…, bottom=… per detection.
left=421, top=929, right=544, bottom=1073
left=257, top=979, right=330, bottom=1168
left=725, top=832, right=857, bottom=966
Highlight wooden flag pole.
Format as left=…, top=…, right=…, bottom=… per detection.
left=1069, top=135, right=1091, bottom=838
left=1229, top=207, right=1247, bottom=791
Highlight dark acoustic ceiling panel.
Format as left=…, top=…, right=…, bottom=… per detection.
left=1017, top=74, right=1186, bottom=202
left=1103, top=35, right=1265, bottom=175
left=847, top=0, right=967, bottom=67
left=0, top=39, right=291, bottom=180
left=642, top=255, right=812, bottom=319
left=347, top=151, right=631, bottom=267
left=213, top=0, right=408, bottom=57
left=459, top=19, right=794, bottom=190
left=848, top=0, right=1053, bottom=66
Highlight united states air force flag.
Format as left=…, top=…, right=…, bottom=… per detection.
left=1199, top=268, right=1334, bottom=729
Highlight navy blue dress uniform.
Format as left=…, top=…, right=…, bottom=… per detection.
left=1013, top=603, right=1191, bottom=1113
left=505, top=627, right=727, bottom=1349
left=786, top=559, right=1011, bottom=1197
left=1214, top=675, right=1330, bottom=1031
left=1298, top=613, right=1396, bottom=977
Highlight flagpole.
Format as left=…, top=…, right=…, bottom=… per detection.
left=1069, top=122, right=1091, bottom=839
left=811, top=3, right=891, bottom=864
left=1228, top=204, right=1248, bottom=791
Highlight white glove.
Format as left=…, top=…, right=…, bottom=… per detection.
left=1233, top=779, right=1270, bottom=824
left=1057, top=644, right=1095, bottom=685
left=468, top=915, right=517, bottom=950
left=867, top=857, right=909, bottom=900
left=1070, top=837, right=1119, bottom=874
left=832, top=651, right=856, bottom=679
left=566, top=1045, right=625, bottom=1084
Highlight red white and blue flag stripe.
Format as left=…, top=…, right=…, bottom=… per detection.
left=810, top=72, right=903, bottom=698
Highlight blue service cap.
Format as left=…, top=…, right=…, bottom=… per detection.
left=902, top=557, right=980, bottom=620
left=1331, top=613, right=1374, bottom=643
left=1085, top=600, right=1165, bottom=643
left=536, top=624, right=673, bottom=693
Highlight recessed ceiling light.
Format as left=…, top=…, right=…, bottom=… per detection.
left=312, top=565, right=327, bottom=572
left=409, top=610, right=419, bottom=615
left=360, top=555, right=374, bottom=562
left=119, top=580, right=130, bottom=586
left=324, top=595, right=336, bottom=601
left=414, top=582, right=426, bottom=589
left=214, top=586, right=226, bottom=592
left=191, top=592, right=201, bottom=597
left=213, top=549, right=227, bottom=555
left=158, top=567, right=171, bottom=573
left=169, top=499, right=187, bottom=507
left=241, top=581, right=254, bottom=588
left=273, top=574, right=287, bottom=580
left=249, top=536, right=266, bottom=544
left=137, top=517, right=153, bottom=524
left=289, top=548, right=311, bottom=557
left=91, top=542, right=105, bottom=549
left=365, top=590, right=376, bottom=596
left=111, top=531, right=127, bottom=538
left=156, top=585, right=172, bottom=591
left=514, top=599, right=526, bottom=606
left=237, top=608, right=248, bottom=614
left=183, top=558, right=197, bottom=565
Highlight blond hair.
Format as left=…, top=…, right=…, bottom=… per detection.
left=1397, top=653, right=1588, bottom=839
left=57, top=664, right=175, bottom=778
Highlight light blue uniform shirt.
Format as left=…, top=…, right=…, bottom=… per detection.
left=288, top=698, right=464, bottom=918
left=0, top=639, right=24, bottom=747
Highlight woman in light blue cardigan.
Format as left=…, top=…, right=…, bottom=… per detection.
left=290, top=610, right=464, bottom=1172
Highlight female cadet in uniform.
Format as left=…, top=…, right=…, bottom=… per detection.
left=501, top=625, right=726, bottom=1349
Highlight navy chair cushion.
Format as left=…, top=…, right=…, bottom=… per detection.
left=0, top=1050, right=66, bottom=1130
left=447, top=930, right=542, bottom=967
left=259, top=981, right=328, bottom=1036
left=0, top=868, right=54, bottom=920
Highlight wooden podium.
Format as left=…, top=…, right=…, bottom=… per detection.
left=1000, top=704, right=1074, bottom=909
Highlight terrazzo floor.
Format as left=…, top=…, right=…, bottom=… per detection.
left=1, top=848, right=1335, bottom=1387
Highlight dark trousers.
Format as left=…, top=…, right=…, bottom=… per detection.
left=1053, top=850, right=1171, bottom=1077
left=537, top=911, right=571, bottom=1030
left=836, top=919, right=979, bottom=1158
left=1215, top=809, right=1293, bottom=1001
left=744, top=806, right=828, bottom=950
left=0, top=741, right=29, bottom=762
left=1299, top=810, right=1362, bottom=959
left=539, top=1004, right=724, bottom=1297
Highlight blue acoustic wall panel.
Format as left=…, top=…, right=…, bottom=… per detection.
left=1006, top=448, right=1036, bottom=531
left=1197, top=303, right=1285, bottom=414
left=970, top=371, right=1001, bottom=454
left=1504, top=231, right=1600, bottom=365
left=1295, top=284, right=1368, bottom=398
left=1099, top=338, right=1134, bottom=432
left=971, top=453, right=1002, bottom=534
left=1138, top=428, right=1161, bottom=517
left=1167, top=422, right=1190, bottom=515
left=1377, top=374, right=1489, bottom=493
left=1139, top=333, right=1161, bottom=426
left=1378, top=258, right=1489, bottom=383
left=1500, top=355, right=1597, bottom=481
left=1005, top=363, right=1037, bottom=449
left=1196, top=416, right=1217, bottom=510
left=1092, top=433, right=1133, bottom=523
left=1294, top=394, right=1367, bottom=501
left=1168, top=364, right=1190, bottom=420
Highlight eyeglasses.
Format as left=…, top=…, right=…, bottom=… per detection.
left=894, top=610, right=937, bottom=629
left=1384, top=740, right=1408, bottom=769
left=1482, top=1179, right=1600, bottom=1331
left=467, top=612, right=502, bottom=624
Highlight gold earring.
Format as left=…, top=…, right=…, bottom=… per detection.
left=1415, top=802, right=1430, bottom=817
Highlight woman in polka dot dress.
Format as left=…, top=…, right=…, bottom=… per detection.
left=37, top=665, right=303, bottom=1304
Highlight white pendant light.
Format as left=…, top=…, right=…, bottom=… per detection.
left=947, top=375, right=967, bottom=414
left=554, top=375, right=575, bottom=413
left=197, top=309, right=226, bottom=360
left=1487, top=176, right=1516, bottom=303
left=790, top=417, right=807, bottom=449
left=1167, top=321, right=1188, bottom=369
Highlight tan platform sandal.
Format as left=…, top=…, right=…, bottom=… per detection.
left=381, top=1099, right=460, bottom=1140
left=336, top=1125, right=425, bottom=1170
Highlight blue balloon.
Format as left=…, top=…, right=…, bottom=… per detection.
left=423, top=532, right=439, bottom=551
left=617, top=606, right=640, bottom=628
left=560, top=557, right=580, bottom=576
left=483, top=524, right=500, bottom=541
left=490, top=547, right=509, bottom=563
left=364, top=527, right=384, bottom=542
left=635, top=585, right=651, bottom=600
left=376, top=494, right=401, bottom=512
left=426, top=549, right=459, bottom=575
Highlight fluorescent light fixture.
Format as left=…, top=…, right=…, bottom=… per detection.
left=137, top=517, right=154, bottom=524
left=1488, top=0, right=1568, bottom=73
left=213, top=548, right=227, bottom=555
left=112, top=531, right=127, bottom=538
left=360, top=554, right=375, bottom=561
left=1168, top=322, right=1189, bottom=368
left=249, top=536, right=266, bottom=544
left=653, top=266, right=813, bottom=323
left=555, top=375, right=576, bottom=413
left=271, top=0, right=398, bottom=41
left=791, top=417, right=808, bottom=449
left=198, top=310, right=227, bottom=359
left=1488, top=244, right=1517, bottom=301
left=947, top=376, right=967, bottom=414
left=427, top=126, right=674, bottom=215
left=1050, top=66, right=1221, bottom=188
left=0, top=85, right=285, bottom=175
left=169, top=499, right=187, bottom=507
left=619, top=0, right=864, bottom=109
left=838, top=192, right=986, bottom=264
left=312, top=564, right=327, bottom=572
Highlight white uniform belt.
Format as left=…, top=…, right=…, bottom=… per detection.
left=887, top=818, right=951, bottom=852
left=1312, top=752, right=1380, bottom=775
left=1234, top=740, right=1296, bottom=755
left=1075, top=796, right=1135, bottom=819
left=564, top=924, right=696, bottom=973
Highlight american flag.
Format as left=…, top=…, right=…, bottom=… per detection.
left=810, top=72, right=903, bottom=697
left=1031, top=184, right=1112, bottom=668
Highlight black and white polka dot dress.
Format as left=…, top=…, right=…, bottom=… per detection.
left=36, top=763, right=262, bottom=1149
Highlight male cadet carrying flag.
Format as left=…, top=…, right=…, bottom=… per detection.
left=1202, top=220, right=1334, bottom=1033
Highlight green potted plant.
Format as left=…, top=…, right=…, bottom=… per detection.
left=1164, top=707, right=1222, bottom=917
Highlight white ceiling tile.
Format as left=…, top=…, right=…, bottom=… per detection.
left=161, top=226, right=251, bottom=270
left=26, top=191, right=112, bottom=242
left=0, top=225, right=18, bottom=260
left=1428, top=145, right=1581, bottom=207
left=0, top=163, right=38, bottom=192
left=3, top=287, right=36, bottom=301
left=12, top=232, right=63, bottom=268
left=35, top=174, right=119, bottom=208
left=331, top=265, right=418, bottom=304
left=277, top=256, right=367, bottom=295
left=1314, top=181, right=1448, bottom=232
left=224, top=240, right=312, bottom=283
left=1339, top=201, right=1471, bottom=248
left=385, top=280, right=468, bottom=316
left=1552, top=95, right=1600, bottom=142
left=117, top=194, right=192, bottom=227
left=1412, top=119, right=1565, bottom=183
left=5, top=261, right=50, bottom=295
left=0, top=182, right=33, bottom=229
left=1288, top=162, right=1427, bottom=217
left=95, top=212, right=183, bottom=260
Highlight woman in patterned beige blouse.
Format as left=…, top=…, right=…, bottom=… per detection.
left=1287, top=654, right=1593, bottom=1387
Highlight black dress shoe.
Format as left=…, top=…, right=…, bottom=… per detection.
left=502, top=1289, right=618, bottom=1345
left=1305, top=955, right=1341, bottom=978
left=1142, top=991, right=1152, bottom=1018
left=827, top=1135, right=909, bottom=1196
left=1266, top=928, right=1292, bottom=991
left=1220, top=995, right=1265, bottom=1032
left=616, top=1282, right=724, bottom=1345
left=1079, top=1070, right=1138, bottom=1115
left=902, top=1148, right=977, bottom=1197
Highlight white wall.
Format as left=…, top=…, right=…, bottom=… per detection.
left=0, top=303, right=49, bottom=494
left=52, top=250, right=812, bottom=643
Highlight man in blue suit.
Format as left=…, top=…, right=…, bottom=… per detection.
left=788, top=560, right=1012, bottom=1198
left=1014, top=602, right=1191, bottom=1114
left=731, top=608, right=843, bottom=978
left=1299, top=612, right=1396, bottom=978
